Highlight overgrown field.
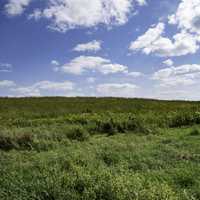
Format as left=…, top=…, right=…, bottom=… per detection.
left=1, top=97, right=200, bottom=200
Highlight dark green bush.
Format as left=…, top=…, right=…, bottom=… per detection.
left=100, top=151, right=120, bottom=166
left=174, top=171, right=196, bottom=188
left=190, top=128, right=200, bottom=136
left=0, top=133, right=34, bottom=151
left=116, top=122, right=126, bottom=133
left=67, top=126, right=89, bottom=141
left=0, top=135, right=15, bottom=151
left=16, top=133, right=33, bottom=150
left=169, top=112, right=200, bottom=128
left=96, top=120, right=116, bottom=135
left=126, top=116, right=139, bottom=131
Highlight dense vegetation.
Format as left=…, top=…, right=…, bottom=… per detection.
left=0, top=97, right=200, bottom=200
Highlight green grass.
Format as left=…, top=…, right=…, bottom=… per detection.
left=0, top=97, right=200, bottom=199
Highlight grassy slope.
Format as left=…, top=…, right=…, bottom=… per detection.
left=0, top=97, right=200, bottom=200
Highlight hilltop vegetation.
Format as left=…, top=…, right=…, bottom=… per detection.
left=0, top=97, right=200, bottom=200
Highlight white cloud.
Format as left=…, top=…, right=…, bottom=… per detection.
left=5, top=0, right=31, bottom=16
left=136, top=0, right=147, bottom=6
left=96, top=83, right=138, bottom=97
left=150, top=62, right=200, bottom=100
left=129, top=23, right=165, bottom=53
left=163, top=59, right=173, bottom=67
left=12, top=86, right=41, bottom=96
left=87, top=77, right=96, bottom=83
left=157, top=77, right=196, bottom=88
left=57, top=56, right=128, bottom=75
left=10, top=81, right=74, bottom=96
left=33, top=81, right=74, bottom=91
left=153, top=64, right=200, bottom=80
left=151, top=89, right=195, bottom=101
left=29, top=0, right=145, bottom=32
left=168, top=0, right=200, bottom=35
left=73, top=40, right=101, bottom=52
left=129, top=23, right=200, bottom=57
left=152, top=64, right=200, bottom=87
left=51, top=60, right=60, bottom=66
left=0, top=63, right=12, bottom=72
left=0, top=80, right=16, bottom=88
left=126, top=71, right=143, bottom=77
left=129, top=0, right=200, bottom=57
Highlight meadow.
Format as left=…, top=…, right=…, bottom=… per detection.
left=0, top=97, right=200, bottom=200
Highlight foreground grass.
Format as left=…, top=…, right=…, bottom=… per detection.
left=0, top=98, right=200, bottom=199
left=1, top=127, right=200, bottom=200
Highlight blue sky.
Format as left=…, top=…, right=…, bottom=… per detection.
left=1, top=0, right=200, bottom=99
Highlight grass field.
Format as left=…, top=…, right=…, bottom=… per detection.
left=1, top=97, right=200, bottom=200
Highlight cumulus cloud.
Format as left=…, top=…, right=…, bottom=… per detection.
left=73, top=40, right=101, bottom=52
left=163, top=59, right=174, bottom=67
left=96, top=83, right=138, bottom=97
left=56, top=56, right=128, bottom=75
left=129, top=0, right=200, bottom=57
left=0, top=80, right=16, bottom=88
left=12, top=86, right=41, bottom=96
left=5, top=0, right=146, bottom=32
left=151, top=89, right=195, bottom=101
left=87, top=77, right=96, bottom=83
left=9, top=80, right=74, bottom=96
left=136, top=0, right=147, bottom=6
left=168, top=0, right=200, bottom=34
left=129, top=23, right=165, bottom=53
left=126, top=71, right=143, bottom=77
left=33, top=81, right=74, bottom=91
left=0, top=63, right=12, bottom=72
left=29, top=0, right=146, bottom=32
left=51, top=60, right=60, bottom=66
left=5, top=0, right=32, bottom=16
left=129, top=23, right=200, bottom=57
left=152, top=64, right=200, bottom=87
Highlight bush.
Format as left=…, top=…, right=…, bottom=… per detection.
left=96, top=120, right=117, bottom=135
left=67, top=126, right=89, bottom=141
left=125, top=117, right=156, bottom=135
left=0, top=133, right=34, bottom=151
left=174, top=170, right=196, bottom=188
left=169, top=112, right=200, bottom=128
left=116, top=122, right=126, bottom=133
left=99, top=150, right=120, bottom=166
left=126, top=116, right=139, bottom=131
left=190, top=128, right=200, bottom=136
left=16, top=133, right=33, bottom=150
left=0, top=135, right=15, bottom=151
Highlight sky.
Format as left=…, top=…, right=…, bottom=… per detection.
left=1, top=0, right=200, bottom=100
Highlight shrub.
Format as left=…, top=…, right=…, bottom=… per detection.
left=103, top=122, right=116, bottom=136
left=16, top=133, right=34, bottom=150
left=169, top=112, right=200, bottom=128
left=96, top=120, right=116, bottom=135
left=83, top=108, right=93, bottom=113
left=190, top=128, right=200, bottom=136
left=0, top=133, right=34, bottom=151
left=67, top=126, right=89, bottom=141
left=116, top=122, right=126, bottom=133
left=174, top=171, right=196, bottom=188
left=126, top=116, right=138, bottom=131
left=125, top=116, right=156, bottom=135
left=0, top=135, right=15, bottom=151
left=100, top=151, right=120, bottom=166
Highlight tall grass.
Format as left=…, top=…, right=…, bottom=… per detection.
left=1, top=97, right=200, bottom=199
